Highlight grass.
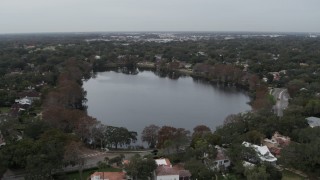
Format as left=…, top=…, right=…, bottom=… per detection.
left=0, top=107, right=10, bottom=113
left=56, top=167, right=122, bottom=180
left=282, top=170, right=307, bottom=180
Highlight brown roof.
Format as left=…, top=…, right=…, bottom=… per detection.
left=156, top=164, right=191, bottom=177
left=18, top=91, right=40, bottom=98
left=156, top=166, right=179, bottom=176
left=178, top=170, right=192, bottom=177
left=90, top=172, right=126, bottom=180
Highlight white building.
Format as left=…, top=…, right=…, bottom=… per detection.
left=155, top=158, right=172, bottom=167
left=306, top=117, right=320, bottom=128
left=212, top=146, right=231, bottom=170
left=242, top=141, right=277, bottom=165
left=15, top=97, right=32, bottom=105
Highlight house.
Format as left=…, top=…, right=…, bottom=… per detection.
left=212, top=146, right=231, bottom=170
left=154, top=158, right=191, bottom=180
left=0, top=131, right=5, bottom=147
left=18, top=90, right=40, bottom=101
left=204, top=146, right=230, bottom=171
left=197, top=51, right=207, bottom=56
left=242, top=141, right=277, bottom=165
left=154, top=54, right=163, bottom=61
left=269, top=72, right=280, bottom=81
left=155, top=158, right=172, bottom=167
left=90, top=172, right=126, bottom=180
left=155, top=165, right=191, bottom=180
left=15, top=97, right=32, bottom=105
left=263, top=132, right=291, bottom=156
left=306, top=117, right=320, bottom=128
left=10, top=103, right=29, bottom=116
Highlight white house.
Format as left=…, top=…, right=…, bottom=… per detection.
left=242, top=141, right=277, bottom=165
left=212, top=146, right=231, bottom=170
left=204, top=146, right=231, bottom=171
left=15, top=97, right=32, bottom=105
left=155, top=158, right=172, bottom=167
left=306, top=117, right=320, bottom=128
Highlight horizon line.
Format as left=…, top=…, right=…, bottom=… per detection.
left=0, top=30, right=319, bottom=36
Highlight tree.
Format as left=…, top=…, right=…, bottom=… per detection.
left=141, top=124, right=160, bottom=148
left=105, top=126, right=137, bottom=149
left=243, top=130, right=265, bottom=144
left=244, top=165, right=270, bottom=180
left=91, top=123, right=107, bottom=148
left=63, top=141, right=86, bottom=180
left=26, top=129, right=70, bottom=179
left=185, top=159, right=215, bottom=180
left=125, top=155, right=157, bottom=180
left=157, top=126, right=190, bottom=150
left=280, top=140, right=320, bottom=176
left=192, top=125, right=211, bottom=137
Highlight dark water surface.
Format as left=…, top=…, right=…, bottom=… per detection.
left=83, top=70, right=251, bottom=143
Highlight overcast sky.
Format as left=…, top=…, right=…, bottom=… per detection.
left=0, top=0, right=319, bottom=34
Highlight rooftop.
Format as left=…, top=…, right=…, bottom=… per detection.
left=155, top=164, right=191, bottom=177
left=155, top=158, right=172, bottom=167
left=306, top=117, right=320, bottom=128
left=90, top=172, right=126, bottom=180
left=242, top=141, right=277, bottom=163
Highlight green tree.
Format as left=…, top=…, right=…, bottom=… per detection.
left=244, top=165, right=270, bottom=180
left=125, top=155, right=157, bottom=180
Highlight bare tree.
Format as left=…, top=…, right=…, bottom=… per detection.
left=141, top=124, right=160, bottom=148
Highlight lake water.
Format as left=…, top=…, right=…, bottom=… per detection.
left=83, top=70, right=251, bottom=143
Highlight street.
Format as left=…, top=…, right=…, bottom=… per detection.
left=271, top=88, right=290, bottom=117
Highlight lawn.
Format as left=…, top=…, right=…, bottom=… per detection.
left=282, top=170, right=307, bottom=180
left=0, top=107, right=10, bottom=113
left=56, top=167, right=122, bottom=180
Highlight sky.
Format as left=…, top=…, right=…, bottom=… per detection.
left=0, top=0, right=320, bottom=34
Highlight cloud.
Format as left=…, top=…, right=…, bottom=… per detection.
left=0, top=0, right=319, bottom=33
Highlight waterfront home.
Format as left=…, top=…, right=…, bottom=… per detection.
left=242, top=141, right=277, bottom=165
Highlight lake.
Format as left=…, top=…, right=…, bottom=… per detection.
left=83, top=70, right=251, bottom=144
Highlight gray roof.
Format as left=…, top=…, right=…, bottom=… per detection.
left=306, top=117, right=320, bottom=128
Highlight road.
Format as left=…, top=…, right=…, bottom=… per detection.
left=59, top=150, right=152, bottom=173
left=2, top=150, right=151, bottom=180
left=270, top=88, right=290, bottom=117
